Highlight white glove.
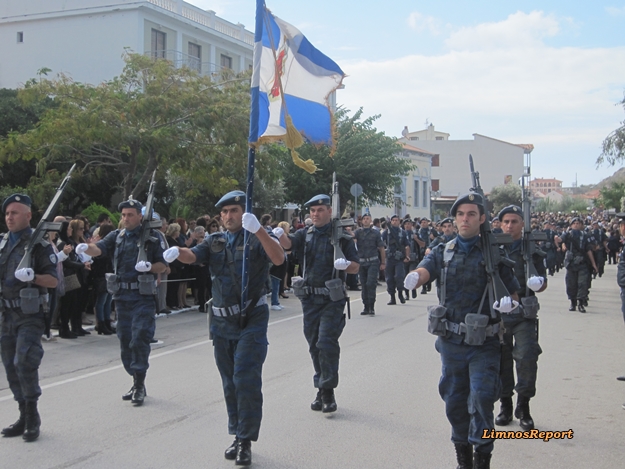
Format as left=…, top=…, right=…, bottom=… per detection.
left=404, top=271, right=420, bottom=290
left=135, top=261, right=152, bottom=272
left=78, top=253, right=92, bottom=263
left=527, top=276, right=544, bottom=292
left=493, top=296, right=519, bottom=313
left=163, top=246, right=180, bottom=263
left=242, top=213, right=261, bottom=234
left=75, top=243, right=88, bottom=255
left=272, top=227, right=285, bottom=238
left=56, top=251, right=68, bottom=262
left=15, top=268, right=35, bottom=282
left=334, top=258, right=351, bottom=270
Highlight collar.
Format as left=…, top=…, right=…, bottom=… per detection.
left=9, top=227, right=31, bottom=246
left=456, top=235, right=479, bottom=253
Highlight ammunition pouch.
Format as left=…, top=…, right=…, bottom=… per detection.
left=138, top=274, right=157, bottom=295
left=19, top=288, right=42, bottom=314
left=521, top=296, right=539, bottom=319
left=573, top=255, right=585, bottom=265
left=463, top=313, right=489, bottom=346
left=325, top=278, right=345, bottom=302
left=427, top=305, right=448, bottom=336
left=394, top=251, right=403, bottom=261
left=409, top=253, right=417, bottom=262
left=292, top=277, right=308, bottom=299
left=105, top=273, right=120, bottom=294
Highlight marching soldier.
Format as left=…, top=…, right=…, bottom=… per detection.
left=353, top=213, right=385, bottom=315
left=382, top=215, right=409, bottom=304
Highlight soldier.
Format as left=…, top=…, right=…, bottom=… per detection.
left=382, top=215, right=409, bottom=304
left=353, top=213, right=385, bottom=315
left=404, top=193, right=520, bottom=469
left=401, top=219, right=421, bottom=300
left=76, top=198, right=167, bottom=406
left=426, top=217, right=456, bottom=254
left=591, top=220, right=608, bottom=278
left=164, top=191, right=284, bottom=466
left=555, top=218, right=598, bottom=312
left=542, top=221, right=558, bottom=276
left=494, top=205, right=547, bottom=432
left=616, top=217, right=625, bottom=385
left=418, top=218, right=434, bottom=294
left=491, top=216, right=503, bottom=234
left=1, top=194, right=58, bottom=442
left=276, top=194, right=359, bottom=413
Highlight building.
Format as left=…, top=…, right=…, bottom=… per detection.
left=367, top=143, right=433, bottom=221
left=530, top=178, right=563, bottom=194
left=0, top=0, right=254, bottom=88
left=399, top=124, right=529, bottom=203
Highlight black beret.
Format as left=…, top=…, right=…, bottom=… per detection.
left=215, top=190, right=246, bottom=209
left=498, top=205, right=524, bottom=220
left=304, top=194, right=331, bottom=208
left=570, top=217, right=581, bottom=224
left=2, top=193, right=31, bottom=213
left=450, top=192, right=483, bottom=217
left=440, top=217, right=453, bottom=225
left=118, top=199, right=143, bottom=212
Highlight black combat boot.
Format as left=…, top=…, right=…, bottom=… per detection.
left=514, top=396, right=534, bottom=431
left=387, top=294, right=396, bottom=305
left=360, top=304, right=370, bottom=315
left=1, top=401, right=25, bottom=437
left=369, top=302, right=375, bottom=316
left=421, top=287, right=428, bottom=294
left=411, top=289, right=417, bottom=299
left=131, top=372, right=147, bottom=406
left=311, top=389, right=323, bottom=411
left=403, top=289, right=410, bottom=300
left=568, top=300, right=577, bottom=311
left=22, top=401, right=40, bottom=442
left=398, top=290, right=406, bottom=304
left=96, top=323, right=113, bottom=335
left=454, top=443, right=473, bottom=469
left=224, top=437, right=238, bottom=460
left=473, top=451, right=492, bottom=469
left=321, top=388, right=337, bottom=413
left=578, top=303, right=586, bottom=313
left=494, top=397, right=513, bottom=426
left=236, top=438, right=252, bottom=466
left=122, top=380, right=135, bottom=401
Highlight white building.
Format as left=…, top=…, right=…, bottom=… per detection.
left=0, top=0, right=254, bottom=88
left=399, top=124, right=529, bottom=200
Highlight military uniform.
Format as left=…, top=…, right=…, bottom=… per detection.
left=382, top=223, right=409, bottom=303
left=418, top=222, right=434, bottom=293
left=559, top=223, right=593, bottom=311
left=542, top=226, right=558, bottom=276
left=354, top=226, right=383, bottom=314
left=1, top=194, right=58, bottom=441
left=95, top=200, right=166, bottom=403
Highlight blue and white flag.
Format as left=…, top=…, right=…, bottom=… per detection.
left=249, top=0, right=345, bottom=173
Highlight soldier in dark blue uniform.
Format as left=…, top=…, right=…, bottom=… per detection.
left=555, top=218, right=598, bottom=312
left=164, top=190, right=285, bottom=466
left=401, top=219, right=421, bottom=300
left=494, top=205, right=547, bottom=432
left=404, top=193, right=520, bottom=469
left=541, top=220, right=558, bottom=276
left=1, top=194, right=58, bottom=442
left=276, top=194, right=359, bottom=414
left=353, top=213, right=385, bottom=315
left=77, top=198, right=167, bottom=406
left=418, top=218, right=434, bottom=294
left=616, top=217, right=625, bottom=386
left=426, top=217, right=456, bottom=253
left=382, top=215, right=409, bottom=305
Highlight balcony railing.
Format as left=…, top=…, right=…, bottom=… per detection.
left=146, top=50, right=235, bottom=77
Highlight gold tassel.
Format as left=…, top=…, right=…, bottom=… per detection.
left=285, top=115, right=304, bottom=150
left=290, top=149, right=317, bottom=174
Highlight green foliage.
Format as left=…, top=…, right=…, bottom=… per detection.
left=488, top=183, right=522, bottom=213
left=597, top=92, right=625, bottom=166
left=535, top=195, right=591, bottom=213
left=596, top=182, right=625, bottom=210
left=81, top=202, right=120, bottom=227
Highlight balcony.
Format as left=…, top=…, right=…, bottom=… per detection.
left=146, top=50, right=236, bottom=77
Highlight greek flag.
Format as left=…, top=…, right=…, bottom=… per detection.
left=249, top=0, right=345, bottom=172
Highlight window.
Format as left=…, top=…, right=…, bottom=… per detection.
left=17, top=32, right=23, bottom=43
left=422, top=180, right=429, bottom=207
left=188, top=42, right=201, bottom=72
left=435, top=136, right=443, bottom=140
left=431, top=154, right=439, bottom=167
left=220, top=54, right=232, bottom=69
left=151, top=29, right=166, bottom=58
left=414, top=179, right=420, bottom=207
left=410, top=136, right=419, bottom=141
left=431, top=179, right=440, bottom=191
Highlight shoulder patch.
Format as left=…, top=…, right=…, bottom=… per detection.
left=50, top=253, right=58, bottom=264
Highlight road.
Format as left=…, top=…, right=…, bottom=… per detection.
left=0, top=264, right=624, bottom=468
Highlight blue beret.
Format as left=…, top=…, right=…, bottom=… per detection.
left=440, top=217, right=454, bottom=225
left=450, top=192, right=484, bottom=217
left=498, top=205, right=523, bottom=220
left=2, top=193, right=31, bottom=213
left=304, top=194, right=331, bottom=208
left=216, top=190, right=246, bottom=209
left=118, top=199, right=143, bottom=212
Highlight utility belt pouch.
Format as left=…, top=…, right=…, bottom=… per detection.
left=463, top=314, right=489, bottom=346
left=292, top=277, right=308, bottom=299
left=394, top=251, right=403, bottom=261
left=325, top=278, right=345, bottom=302
left=138, top=274, right=157, bottom=295
left=409, top=253, right=417, bottom=262
left=105, top=273, right=120, bottom=294
left=19, top=288, right=41, bottom=314
left=521, top=296, right=540, bottom=319
left=573, top=255, right=585, bottom=265
left=427, top=305, right=448, bottom=336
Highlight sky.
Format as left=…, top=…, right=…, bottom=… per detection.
left=188, top=0, right=625, bottom=187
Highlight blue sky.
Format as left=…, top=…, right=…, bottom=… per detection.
left=189, top=0, right=625, bottom=187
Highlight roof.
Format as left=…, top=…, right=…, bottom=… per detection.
left=400, top=143, right=438, bottom=156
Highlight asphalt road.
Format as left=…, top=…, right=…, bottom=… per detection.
left=0, top=264, right=624, bottom=468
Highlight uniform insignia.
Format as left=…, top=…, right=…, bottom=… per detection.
left=161, top=241, right=166, bottom=249
left=129, top=201, right=134, bottom=206
left=513, top=207, right=518, bottom=212
left=468, top=195, right=474, bottom=201
left=235, top=196, right=240, bottom=202
left=51, top=253, right=58, bottom=264
left=15, top=196, right=21, bottom=201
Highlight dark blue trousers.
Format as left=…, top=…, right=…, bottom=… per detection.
left=115, top=297, right=156, bottom=375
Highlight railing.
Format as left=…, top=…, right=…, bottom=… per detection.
left=147, top=0, right=254, bottom=46
left=147, top=50, right=230, bottom=77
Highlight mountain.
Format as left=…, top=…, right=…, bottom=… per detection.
left=596, top=166, right=625, bottom=189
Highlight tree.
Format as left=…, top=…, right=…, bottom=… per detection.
left=597, top=92, right=625, bottom=166
left=596, top=182, right=625, bottom=210
left=270, top=108, right=414, bottom=212
left=488, top=183, right=522, bottom=213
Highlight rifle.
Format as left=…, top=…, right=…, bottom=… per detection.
left=468, top=155, right=514, bottom=319
left=16, top=164, right=76, bottom=338
left=136, top=170, right=162, bottom=265
left=330, top=172, right=355, bottom=318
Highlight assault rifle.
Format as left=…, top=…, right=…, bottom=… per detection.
left=521, top=162, right=547, bottom=296
left=16, top=163, right=76, bottom=339
left=136, top=170, right=162, bottom=265
left=469, top=155, right=514, bottom=319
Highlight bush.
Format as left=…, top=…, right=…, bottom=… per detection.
left=81, top=203, right=119, bottom=227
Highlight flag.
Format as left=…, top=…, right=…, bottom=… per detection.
left=249, top=0, right=345, bottom=173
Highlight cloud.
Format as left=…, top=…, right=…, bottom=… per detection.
left=606, top=6, right=625, bottom=16
left=446, top=10, right=560, bottom=50
left=407, top=11, right=442, bottom=35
